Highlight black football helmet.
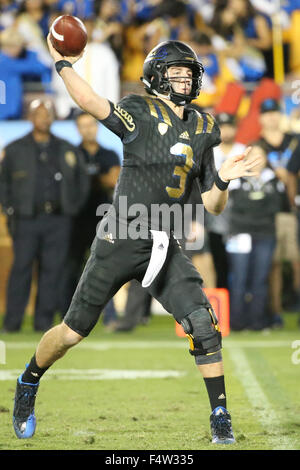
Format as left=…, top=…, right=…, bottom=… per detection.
left=141, top=40, right=204, bottom=105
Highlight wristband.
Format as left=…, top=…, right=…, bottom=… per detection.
left=55, top=60, right=72, bottom=74
left=215, top=172, right=229, bottom=191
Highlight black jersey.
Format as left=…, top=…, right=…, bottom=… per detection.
left=100, top=94, right=220, bottom=231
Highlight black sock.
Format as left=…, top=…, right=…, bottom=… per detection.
left=21, top=354, right=49, bottom=385
left=204, top=375, right=227, bottom=411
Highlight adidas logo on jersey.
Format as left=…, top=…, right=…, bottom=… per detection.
left=179, top=131, right=190, bottom=139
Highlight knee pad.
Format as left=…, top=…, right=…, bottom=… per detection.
left=180, top=307, right=222, bottom=361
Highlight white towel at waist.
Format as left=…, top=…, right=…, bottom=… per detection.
left=141, top=230, right=169, bottom=288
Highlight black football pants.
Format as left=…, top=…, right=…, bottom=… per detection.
left=64, top=232, right=211, bottom=337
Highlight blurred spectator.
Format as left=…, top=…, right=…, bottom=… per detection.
left=183, top=183, right=216, bottom=289
left=57, top=0, right=94, bottom=18
left=93, top=0, right=123, bottom=61
left=189, top=0, right=220, bottom=24
left=0, top=0, right=18, bottom=31
left=207, top=112, right=246, bottom=289
left=120, top=0, right=163, bottom=24
left=286, top=134, right=300, bottom=322
left=15, top=0, right=52, bottom=66
left=0, top=99, right=89, bottom=332
left=250, top=0, right=290, bottom=28
left=0, top=28, right=51, bottom=120
left=52, top=18, right=120, bottom=119
left=122, top=0, right=191, bottom=85
left=227, top=0, right=273, bottom=77
left=258, top=98, right=300, bottom=326
left=60, top=111, right=121, bottom=330
left=151, top=0, right=191, bottom=42
left=191, top=31, right=219, bottom=108
left=228, top=0, right=272, bottom=50
left=210, top=0, right=268, bottom=82
left=226, top=144, right=281, bottom=331
left=121, top=19, right=149, bottom=84
left=113, top=279, right=152, bottom=332
left=281, top=0, right=300, bottom=16
left=193, top=32, right=219, bottom=82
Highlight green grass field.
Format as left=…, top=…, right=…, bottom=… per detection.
left=0, top=313, right=300, bottom=451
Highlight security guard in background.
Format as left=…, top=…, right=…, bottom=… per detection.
left=59, top=111, right=121, bottom=328
left=0, top=99, right=89, bottom=332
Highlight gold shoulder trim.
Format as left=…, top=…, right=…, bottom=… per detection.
left=143, top=97, right=172, bottom=127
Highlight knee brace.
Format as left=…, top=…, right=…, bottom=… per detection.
left=180, top=307, right=222, bottom=364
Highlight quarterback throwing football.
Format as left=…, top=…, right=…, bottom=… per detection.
left=12, top=36, right=262, bottom=444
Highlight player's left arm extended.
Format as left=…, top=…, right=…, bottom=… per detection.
left=202, top=146, right=262, bottom=215
left=201, top=183, right=228, bottom=216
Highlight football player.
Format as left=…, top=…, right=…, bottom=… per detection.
left=12, top=37, right=262, bottom=444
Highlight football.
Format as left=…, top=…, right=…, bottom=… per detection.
left=50, top=15, right=87, bottom=57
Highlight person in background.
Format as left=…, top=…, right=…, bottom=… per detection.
left=15, top=0, right=52, bottom=66
left=227, top=0, right=273, bottom=78
left=0, top=0, right=18, bottom=32
left=184, top=183, right=217, bottom=289
left=151, top=0, right=191, bottom=42
left=56, top=0, right=94, bottom=19
left=287, top=142, right=300, bottom=327
left=0, top=28, right=51, bottom=120
left=209, top=0, right=268, bottom=82
left=0, top=99, right=89, bottom=332
left=192, top=32, right=219, bottom=82
left=93, top=0, right=123, bottom=62
left=113, top=280, right=153, bottom=332
left=207, top=113, right=246, bottom=289
left=60, top=111, right=121, bottom=330
left=226, top=143, right=282, bottom=331
left=191, top=31, right=220, bottom=107
left=258, top=98, right=300, bottom=328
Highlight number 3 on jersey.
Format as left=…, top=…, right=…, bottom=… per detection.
left=166, top=143, right=194, bottom=199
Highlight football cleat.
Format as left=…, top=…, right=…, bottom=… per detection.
left=210, top=406, right=236, bottom=444
left=13, top=375, right=39, bottom=439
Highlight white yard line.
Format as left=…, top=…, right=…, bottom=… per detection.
left=0, top=369, right=186, bottom=381
left=228, top=347, right=297, bottom=450
left=2, top=339, right=293, bottom=350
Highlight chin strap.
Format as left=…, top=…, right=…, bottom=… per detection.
left=142, top=78, right=191, bottom=106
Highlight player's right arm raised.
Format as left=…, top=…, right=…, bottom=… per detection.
left=47, top=34, right=111, bottom=120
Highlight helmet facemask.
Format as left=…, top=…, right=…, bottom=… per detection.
left=161, top=63, right=203, bottom=105
left=142, top=40, right=204, bottom=105
left=142, top=60, right=204, bottom=106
